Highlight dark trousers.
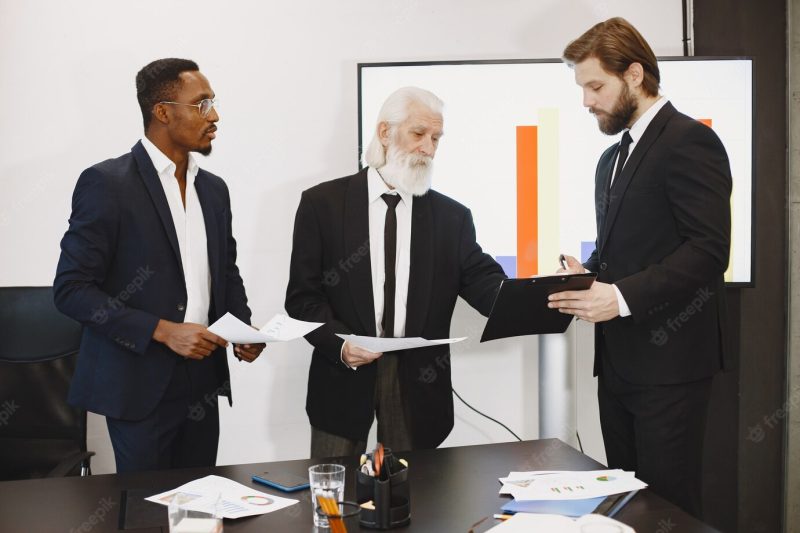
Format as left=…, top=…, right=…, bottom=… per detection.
left=598, top=354, right=712, bottom=519
left=106, top=357, right=222, bottom=473
left=311, top=354, right=412, bottom=458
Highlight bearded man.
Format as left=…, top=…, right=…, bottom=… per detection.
left=549, top=19, right=732, bottom=519
left=286, top=87, right=506, bottom=457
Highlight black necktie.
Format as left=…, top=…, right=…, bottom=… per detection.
left=381, top=193, right=401, bottom=338
left=611, top=131, right=633, bottom=190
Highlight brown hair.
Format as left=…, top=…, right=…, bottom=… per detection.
left=562, top=17, right=660, bottom=97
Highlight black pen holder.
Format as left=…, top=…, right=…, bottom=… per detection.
left=356, top=451, right=410, bottom=529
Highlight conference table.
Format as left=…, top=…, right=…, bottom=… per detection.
left=0, top=439, right=720, bottom=532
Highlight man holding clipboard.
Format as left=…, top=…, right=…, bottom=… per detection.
left=548, top=18, right=732, bottom=520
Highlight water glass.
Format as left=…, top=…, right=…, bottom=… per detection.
left=308, top=463, right=346, bottom=527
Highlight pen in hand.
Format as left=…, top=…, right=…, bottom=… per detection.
left=559, top=254, right=568, bottom=271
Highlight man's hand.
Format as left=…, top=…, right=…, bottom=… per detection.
left=153, top=320, right=229, bottom=359
left=548, top=281, right=620, bottom=323
left=234, top=343, right=266, bottom=363
left=342, top=341, right=382, bottom=368
left=557, top=254, right=586, bottom=274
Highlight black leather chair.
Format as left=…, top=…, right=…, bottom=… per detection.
left=0, top=286, right=94, bottom=480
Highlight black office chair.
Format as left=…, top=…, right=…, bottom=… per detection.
left=0, top=286, right=94, bottom=480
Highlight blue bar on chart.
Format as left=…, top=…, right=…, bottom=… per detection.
left=580, top=241, right=595, bottom=264
left=495, top=256, right=517, bottom=278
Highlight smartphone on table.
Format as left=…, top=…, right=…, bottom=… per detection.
left=252, top=471, right=310, bottom=492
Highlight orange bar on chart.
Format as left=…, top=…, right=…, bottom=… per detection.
left=516, top=126, right=538, bottom=277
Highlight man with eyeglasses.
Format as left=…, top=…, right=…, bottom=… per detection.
left=54, top=58, right=264, bottom=472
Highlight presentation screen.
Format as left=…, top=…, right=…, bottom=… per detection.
left=358, top=58, right=754, bottom=286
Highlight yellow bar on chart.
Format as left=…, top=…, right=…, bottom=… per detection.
left=537, top=108, right=560, bottom=276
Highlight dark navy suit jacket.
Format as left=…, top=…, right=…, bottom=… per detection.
left=54, top=141, right=251, bottom=421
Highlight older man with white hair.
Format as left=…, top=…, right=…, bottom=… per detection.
left=286, top=87, right=506, bottom=458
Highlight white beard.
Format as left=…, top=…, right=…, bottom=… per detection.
left=378, top=145, right=434, bottom=196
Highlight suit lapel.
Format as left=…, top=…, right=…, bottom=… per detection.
left=194, top=171, right=221, bottom=314
left=600, top=102, right=676, bottom=250
left=344, top=169, right=377, bottom=336
left=404, top=192, right=434, bottom=337
left=132, top=141, right=184, bottom=281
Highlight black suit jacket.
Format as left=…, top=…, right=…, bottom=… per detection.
left=285, top=169, right=506, bottom=448
left=585, top=102, right=731, bottom=385
left=54, top=141, right=252, bottom=420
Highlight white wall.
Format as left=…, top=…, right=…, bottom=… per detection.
left=0, top=0, right=683, bottom=473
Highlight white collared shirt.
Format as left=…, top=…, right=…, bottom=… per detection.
left=140, top=136, right=211, bottom=325
left=367, top=166, right=413, bottom=337
left=609, top=96, right=669, bottom=317
left=610, top=96, right=669, bottom=187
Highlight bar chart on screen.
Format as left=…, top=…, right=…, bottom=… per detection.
left=360, top=59, right=752, bottom=284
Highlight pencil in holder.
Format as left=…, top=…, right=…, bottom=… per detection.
left=356, top=449, right=410, bottom=529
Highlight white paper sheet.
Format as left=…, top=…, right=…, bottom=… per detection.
left=336, top=334, right=467, bottom=353
left=146, top=475, right=298, bottom=519
left=207, top=312, right=323, bottom=344
left=487, top=513, right=635, bottom=532
left=498, top=469, right=647, bottom=501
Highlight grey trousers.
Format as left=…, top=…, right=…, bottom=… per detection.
left=310, top=353, right=413, bottom=458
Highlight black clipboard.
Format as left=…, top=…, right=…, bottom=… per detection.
left=594, top=489, right=640, bottom=518
left=118, top=488, right=168, bottom=530
left=480, top=273, right=597, bottom=342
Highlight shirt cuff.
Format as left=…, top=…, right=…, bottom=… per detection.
left=613, top=284, right=632, bottom=317
left=340, top=341, right=357, bottom=371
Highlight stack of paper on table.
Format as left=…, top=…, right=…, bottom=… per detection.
left=498, top=470, right=646, bottom=518
left=487, top=513, right=636, bottom=532
left=146, top=475, right=298, bottom=519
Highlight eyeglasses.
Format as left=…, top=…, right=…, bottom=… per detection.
left=158, top=98, right=218, bottom=118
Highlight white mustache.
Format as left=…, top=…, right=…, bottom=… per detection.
left=408, top=154, right=433, bottom=167
left=380, top=148, right=434, bottom=197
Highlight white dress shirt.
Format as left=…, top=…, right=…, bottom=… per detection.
left=140, top=137, right=211, bottom=325
left=609, top=96, right=669, bottom=317
left=610, top=96, right=669, bottom=187
left=367, top=167, right=413, bottom=337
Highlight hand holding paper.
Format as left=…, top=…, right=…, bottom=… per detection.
left=233, top=342, right=265, bottom=363
left=336, top=334, right=466, bottom=353
left=208, top=313, right=323, bottom=344
left=342, top=341, right=382, bottom=368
